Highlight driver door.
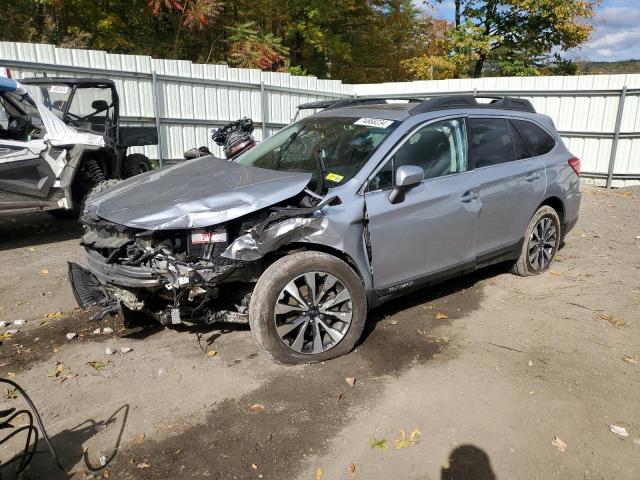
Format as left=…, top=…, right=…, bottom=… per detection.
left=0, top=92, right=56, bottom=208
left=364, top=118, right=481, bottom=292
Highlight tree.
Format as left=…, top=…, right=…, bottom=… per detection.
left=226, top=21, right=289, bottom=71
left=438, top=0, right=598, bottom=78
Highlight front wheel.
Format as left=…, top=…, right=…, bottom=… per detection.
left=249, top=251, right=367, bottom=364
left=511, top=205, right=561, bottom=276
left=122, top=153, right=153, bottom=178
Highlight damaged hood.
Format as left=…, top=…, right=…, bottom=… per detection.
left=87, top=156, right=313, bottom=230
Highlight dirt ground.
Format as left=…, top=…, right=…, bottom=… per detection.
left=0, top=184, right=639, bottom=480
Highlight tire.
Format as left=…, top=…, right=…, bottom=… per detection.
left=511, top=205, right=561, bottom=277
left=249, top=251, right=367, bottom=365
left=122, top=153, right=153, bottom=178
left=80, top=179, right=124, bottom=220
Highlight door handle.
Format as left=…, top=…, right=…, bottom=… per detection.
left=461, top=191, right=479, bottom=203
left=526, top=173, right=541, bottom=182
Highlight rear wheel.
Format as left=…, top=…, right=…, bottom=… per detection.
left=122, top=153, right=152, bottom=178
left=249, top=251, right=367, bottom=364
left=511, top=205, right=561, bottom=276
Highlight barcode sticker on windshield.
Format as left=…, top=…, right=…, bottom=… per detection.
left=48, top=85, right=69, bottom=94
left=354, top=118, right=394, bottom=129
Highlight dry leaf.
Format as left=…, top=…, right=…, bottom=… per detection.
left=40, top=269, right=49, bottom=275
left=552, top=436, right=567, bottom=452
left=345, top=377, right=356, bottom=387
left=135, top=433, right=145, bottom=444
left=7, top=372, right=16, bottom=378
left=336, top=392, right=343, bottom=401
left=435, top=312, right=448, bottom=320
left=137, top=462, right=151, bottom=469
left=315, top=466, right=323, bottom=480
left=370, top=435, right=388, bottom=450
left=348, top=463, right=356, bottom=477
left=251, top=464, right=258, bottom=470
left=609, top=425, right=629, bottom=437
left=394, top=428, right=421, bottom=450
left=87, top=361, right=106, bottom=370
left=0, top=332, right=13, bottom=341
left=4, top=387, right=18, bottom=400
left=623, top=355, right=638, bottom=365
left=597, top=313, right=628, bottom=327
left=549, top=270, right=562, bottom=276
left=207, top=350, right=217, bottom=358
left=249, top=403, right=265, bottom=411
left=44, top=312, right=63, bottom=319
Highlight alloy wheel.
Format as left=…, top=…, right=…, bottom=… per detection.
left=274, top=272, right=353, bottom=355
left=527, top=216, right=557, bottom=271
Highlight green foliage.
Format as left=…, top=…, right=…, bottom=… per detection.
left=0, top=0, right=598, bottom=81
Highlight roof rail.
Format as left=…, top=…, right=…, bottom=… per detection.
left=410, top=95, right=536, bottom=115
left=297, top=97, right=423, bottom=111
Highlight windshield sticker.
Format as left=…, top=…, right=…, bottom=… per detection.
left=354, top=118, right=394, bottom=129
left=48, top=85, right=69, bottom=94
left=325, top=172, right=345, bottom=183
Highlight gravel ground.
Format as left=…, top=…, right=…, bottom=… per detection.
left=0, top=184, right=639, bottom=480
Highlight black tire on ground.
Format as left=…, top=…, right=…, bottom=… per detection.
left=122, top=153, right=153, bottom=178
left=80, top=178, right=124, bottom=219
left=511, top=205, right=561, bottom=277
left=249, top=251, right=367, bottom=365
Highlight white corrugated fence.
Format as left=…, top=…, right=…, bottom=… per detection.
left=1, top=41, right=639, bottom=187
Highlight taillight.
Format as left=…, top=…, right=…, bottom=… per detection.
left=568, top=157, right=580, bottom=176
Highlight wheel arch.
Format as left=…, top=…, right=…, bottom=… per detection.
left=538, top=196, right=565, bottom=227
left=266, top=242, right=370, bottom=291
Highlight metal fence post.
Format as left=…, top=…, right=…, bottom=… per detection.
left=260, top=79, right=268, bottom=140
left=606, top=85, right=627, bottom=189
left=151, top=70, right=164, bottom=168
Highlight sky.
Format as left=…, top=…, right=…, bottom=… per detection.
left=421, top=0, right=640, bottom=62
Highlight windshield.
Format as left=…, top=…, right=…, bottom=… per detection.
left=0, top=90, right=45, bottom=141
left=236, top=116, right=399, bottom=191
left=26, top=84, right=114, bottom=135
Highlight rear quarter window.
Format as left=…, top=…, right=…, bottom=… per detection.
left=468, top=118, right=515, bottom=168
left=511, top=119, right=556, bottom=157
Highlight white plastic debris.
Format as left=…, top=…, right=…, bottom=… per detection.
left=7, top=329, right=18, bottom=335
left=120, top=347, right=133, bottom=354
left=99, top=455, right=107, bottom=467
left=528, top=360, right=534, bottom=367
left=93, top=328, right=102, bottom=335
left=0, top=321, right=8, bottom=328
left=66, top=332, right=77, bottom=340
left=13, top=320, right=25, bottom=326
left=105, top=348, right=115, bottom=355
left=102, top=327, right=114, bottom=335
left=609, top=425, right=629, bottom=437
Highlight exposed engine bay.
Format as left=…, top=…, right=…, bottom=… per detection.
left=70, top=185, right=334, bottom=326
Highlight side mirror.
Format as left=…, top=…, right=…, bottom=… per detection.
left=91, top=100, right=109, bottom=111
left=388, top=164, right=424, bottom=204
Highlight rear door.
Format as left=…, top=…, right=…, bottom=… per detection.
left=364, top=117, right=481, bottom=291
left=469, top=117, right=547, bottom=258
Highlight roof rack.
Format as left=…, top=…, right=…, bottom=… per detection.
left=297, top=97, right=423, bottom=111
left=410, top=95, right=535, bottom=115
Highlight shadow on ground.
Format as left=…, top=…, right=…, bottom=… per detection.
left=0, top=213, right=82, bottom=251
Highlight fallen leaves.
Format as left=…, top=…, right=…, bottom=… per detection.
left=134, top=433, right=146, bottom=444
left=596, top=313, right=628, bottom=327
left=552, top=436, right=567, bottom=452
left=87, top=361, right=107, bottom=370
left=315, top=466, right=323, bottom=480
left=609, top=425, right=629, bottom=437
left=45, top=312, right=64, bottom=319
left=66, top=332, right=77, bottom=340
left=207, top=350, right=217, bottom=358
left=394, top=428, right=422, bottom=450
left=136, top=462, right=151, bottom=469
left=435, top=312, right=448, bottom=320
left=4, top=387, right=18, bottom=400
left=0, top=332, right=13, bottom=341
left=370, top=435, right=388, bottom=451
left=249, top=403, right=265, bottom=412
left=348, top=463, right=356, bottom=477
left=623, top=355, right=638, bottom=365
left=345, top=377, right=356, bottom=387
left=40, top=269, right=49, bottom=275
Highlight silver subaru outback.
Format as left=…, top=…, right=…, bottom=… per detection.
left=69, top=95, right=581, bottom=364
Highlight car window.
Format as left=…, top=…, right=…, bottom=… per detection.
left=368, top=118, right=467, bottom=191
left=468, top=117, right=515, bottom=167
left=511, top=119, right=556, bottom=157
left=508, top=121, right=531, bottom=160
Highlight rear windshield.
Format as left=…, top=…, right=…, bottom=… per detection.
left=236, top=116, right=399, bottom=192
